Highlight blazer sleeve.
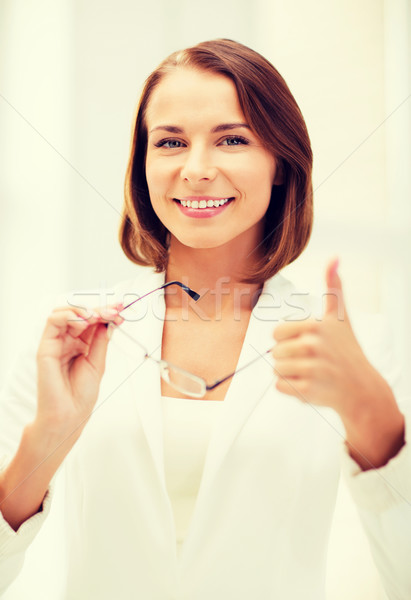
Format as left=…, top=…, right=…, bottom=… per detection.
left=0, top=283, right=124, bottom=593
left=0, top=459, right=54, bottom=595
left=340, top=419, right=411, bottom=600
left=0, top=298, right=57, bottom=594
left=340, top=314, right=411, bottom=600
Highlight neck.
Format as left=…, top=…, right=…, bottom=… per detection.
left=165, top=236, right=264, bottom=317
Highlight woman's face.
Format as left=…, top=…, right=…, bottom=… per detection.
left=144, top=67, right=282, bottom=253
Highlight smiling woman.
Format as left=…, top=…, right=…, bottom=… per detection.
left=0, top=38, right=410, bottom=600
left=120, top=38, right=313, bottom=283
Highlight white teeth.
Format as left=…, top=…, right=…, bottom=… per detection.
left=178, top=198, right=232, bottom=209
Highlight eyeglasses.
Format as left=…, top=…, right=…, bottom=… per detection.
left=109, top=281, right=272, bottom=399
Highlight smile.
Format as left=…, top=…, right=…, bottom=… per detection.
left=174, top=197, right=234, bottom=208
left=173, top=197, right=235, bottom=219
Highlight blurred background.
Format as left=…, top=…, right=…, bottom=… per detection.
left=0, top=0, right=410, bottom=598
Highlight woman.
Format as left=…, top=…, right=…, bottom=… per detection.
left=0, top=39, right=409, bottom=599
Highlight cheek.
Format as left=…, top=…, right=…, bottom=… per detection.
left=238, top=163, right=274, bottom=201
left=145, top=157, right=172, bottom=195
left=145, top=167, right=161, bottom=196
left=236, top=153, right=275, bottom=186
left=144, top=165, right=167, bottom=219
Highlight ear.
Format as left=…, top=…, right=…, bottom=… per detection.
left=272, top=159, right=284, bottom=186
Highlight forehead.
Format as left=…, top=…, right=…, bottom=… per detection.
left=145, top=68, right=245, bottom=130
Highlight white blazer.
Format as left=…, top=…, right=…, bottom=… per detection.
left=1, top=266, right=410, bottom=599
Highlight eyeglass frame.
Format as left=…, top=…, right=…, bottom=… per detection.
left=108, top=281, right=273, bottom=399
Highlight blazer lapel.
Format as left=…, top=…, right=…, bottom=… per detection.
left=111, top=269, right=168, bottom=493
left=182, top=273, right=303, bottom=547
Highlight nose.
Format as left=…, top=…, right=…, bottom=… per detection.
left=180, top=147, right=217, bottom=184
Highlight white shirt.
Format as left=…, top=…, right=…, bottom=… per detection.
left=161, top=396, right=224, bottom=558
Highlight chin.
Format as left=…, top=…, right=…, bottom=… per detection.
left=181, top=238, right=228, bottom=250
left=172, top=231, right=233, bottom=250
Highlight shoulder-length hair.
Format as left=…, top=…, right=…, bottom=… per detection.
left=119, top=39, right=313, bottom=283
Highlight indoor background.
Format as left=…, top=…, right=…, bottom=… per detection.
left=0, top=0, right=410, bottom=598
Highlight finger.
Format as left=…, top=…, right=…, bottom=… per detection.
left=272, top=335, right=319, bottom=359
left=57, top=305, right=124, bottom=325
left=78, top=322, right=100, bottom=346
left=73, top=338, right=90, bottom=355
left=324, top=257, right=346, bottom=318
left=95, top=306, right=124, bottom=323
left=86, top=323, right=110, bottom=374
left=44, top=308, right=123, bottom=340
left=273, top=319, right=317, bottom=342
left=60, top=337, right=90, bottom=361
left=43, top=310, right=93, bottom=340
left=49, top=308, right=94, bottom=321
left=275, top=376, right=310, bottom=401
left=273, top=358, right=314, bottom=378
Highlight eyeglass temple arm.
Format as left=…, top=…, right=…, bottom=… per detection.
left=121, top=281, right=200, bottom=311
left=205, top=347, right=273, bottom=391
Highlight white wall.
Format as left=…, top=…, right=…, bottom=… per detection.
left=1, top=0, right=409, bottom=598
left=2, top=0, right=410, bottom=378
left=0, top=0, right=72, bottom=384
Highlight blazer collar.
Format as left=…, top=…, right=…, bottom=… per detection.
left=112, top=268, right=168, bottom=493
left=181, top=273, right=301, bottom=555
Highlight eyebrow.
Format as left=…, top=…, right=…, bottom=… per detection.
left=149, top=123, right=251, bottom=134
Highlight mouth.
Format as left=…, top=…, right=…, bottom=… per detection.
left=173, top=197, right=235, bottom=209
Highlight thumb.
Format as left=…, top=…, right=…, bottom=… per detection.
left=86, top=322, right=110, bottom=375
left=324, top=257, right=345, bottom=318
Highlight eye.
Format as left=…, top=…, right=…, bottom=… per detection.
left=154, top=139, right=186, bottom=149
left=221, top=135, right=250, bottom=146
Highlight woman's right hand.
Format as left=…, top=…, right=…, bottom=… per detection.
left=35, top=304, right=124, bottom=440
left=0, top=305, right=124, bottom=531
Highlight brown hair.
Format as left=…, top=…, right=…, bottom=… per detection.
left=119, top=38, right=313, bottom=283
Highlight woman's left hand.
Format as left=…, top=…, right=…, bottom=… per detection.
left=272, top=258, right=405, bottom=469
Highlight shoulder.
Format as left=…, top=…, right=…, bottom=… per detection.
left=256, top=271, right=321, bottom=322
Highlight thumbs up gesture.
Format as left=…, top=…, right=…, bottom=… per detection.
left=272, top=258, right=404, bottom=469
